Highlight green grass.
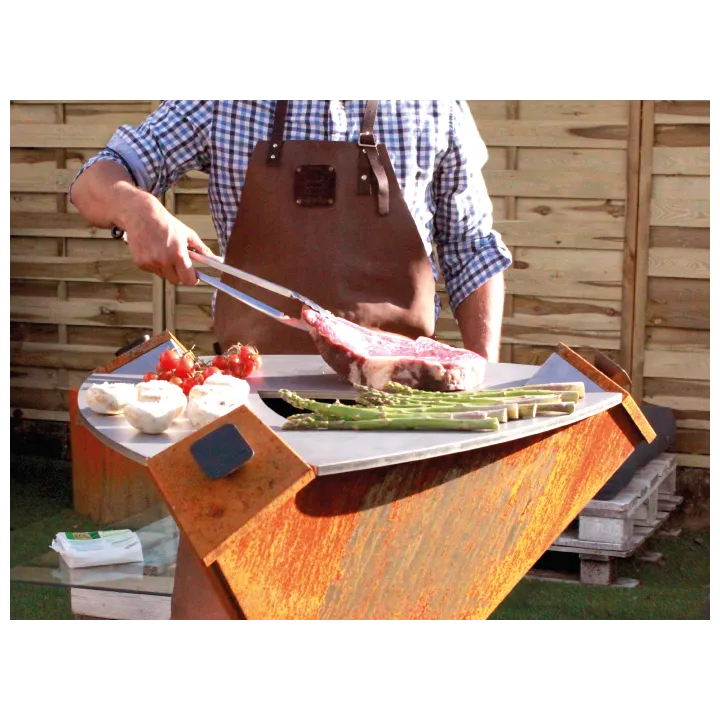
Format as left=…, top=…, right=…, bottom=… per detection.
left=10, top=454, right=710, bottom=620
left=10, top=455, right=102, bottom=621
left=490, top=528, right=710, bottom=619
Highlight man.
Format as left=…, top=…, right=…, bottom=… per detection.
left=70, top=100, right=512, bottom=619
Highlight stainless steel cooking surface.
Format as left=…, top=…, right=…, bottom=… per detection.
left=78, top=347, right=622, bottom=476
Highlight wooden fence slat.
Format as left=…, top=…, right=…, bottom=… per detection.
left=643, top=350, right=710, bottom=381
left=469, top=120, right=628, bottom=148
left=10, top=104, right=58, bottom=123
left=11, top=342, right=123, bottom=370
left=654, top=124, right=709, bottom=147
left=516, top=101, right=629, bottom=121
left=10, top=386, right=68, bottom=412
left=505, top=275, right=622, bottom=301
left=10, top=123, right=116, bottom=148
left=510, top=295, right=622, bottom=330
left=673, top=454, right=710, bottom=469
left=10, top=165, right=77, bottom=192
left=515, top=197, right=626, bottom=223
left=10, top=298, right=154, bottom=328
left=620, top=100, right=642, bottom=374
left=11, top=211, right=112, bottom=237
left=11, top=408, right=70, bottom=422
left=646, top=277, right=709, bottom=329
left=10, top=237, right=62, bottom=256
left=495, top=219, right=624, bottom=250
left=517, top=148, right=627, bottom=172
left=672, top=429, right=710, bottom=456
left=652, top=147, right=710, bottom=175
left=10, top=257, right=151, bottom=283
left=484, top=170, right=625, bottom=199
left=651, top=176, right=710, bottom=200
left=499, top=100, right=518, bottom=364
left=647, top=248, right=710, bottom=279
left=646, top=327, right=710, bottom=350
left=12, top=95, right=151, bottom=105
left=649, top=227, right=709, bottom=249
left=653, top=101, right=710, bottom=123
left=630, top=101, right=655, bottom=401
left=649, top=199, right=710, bottom=227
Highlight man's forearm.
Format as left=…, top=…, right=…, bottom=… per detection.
left=70, top=161, right=214, bottom=286
left=453, top=273, right=505, bottom=362
left=70, top=160, right=161, bottom=231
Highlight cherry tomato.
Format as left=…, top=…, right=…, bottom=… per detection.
left=182, top=375, right=204, bottom=395
left=142, top=372, right=157, bottom=382
left=174, top=354, right=195, bottom=379
left=159, top=349, right=181, bottom=371
left=156, top=362, right=165, bottom=374
left=241, top=345, right=262, bottom=376
left=169, top=377, right=184, bottom=388
left=228, top=357, right=246, bottom=378
left=158, top=370, right=174, bottom=382
left=212, top=355, right=229, bottom=370
left=203, top=366, right=222, bottom=380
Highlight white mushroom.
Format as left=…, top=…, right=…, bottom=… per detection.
left=123, top=380, right=187, bottom=435
left=135, top=379, right=186, bottom=404
left=202, top=374, right=251, bottom=396
left=186, top=375, right=250, bottom=429
left=86, top=382, right=136, bottom=415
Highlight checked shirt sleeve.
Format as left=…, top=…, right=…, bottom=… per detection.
left=69, top=100, right=213, bottom=200
left=432, top=101, right=512, bottom=313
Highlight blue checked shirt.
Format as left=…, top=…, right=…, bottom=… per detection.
left=71, top=100, right=512, bottom=314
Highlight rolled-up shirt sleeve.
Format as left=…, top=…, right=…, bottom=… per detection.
left=432, top=101, right=512, bottom=312
left=69, top=100, right=213, bottom=202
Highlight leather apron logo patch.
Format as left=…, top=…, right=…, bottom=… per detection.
left=294, top=165, right=336, bottom=207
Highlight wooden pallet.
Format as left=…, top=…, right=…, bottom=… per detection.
left=527, top=453, right=682, bottom=586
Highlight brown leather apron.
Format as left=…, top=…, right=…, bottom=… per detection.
left=214, top=101, right=437, bottom=354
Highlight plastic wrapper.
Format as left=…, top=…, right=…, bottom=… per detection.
left=50, top=529, right=143, bottom=568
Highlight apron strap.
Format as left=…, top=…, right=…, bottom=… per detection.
left=266, top=100, right=289, bottom=165
left=358, top=100, right=390, bottom=216
left=267, top=100, right=389, bottom=216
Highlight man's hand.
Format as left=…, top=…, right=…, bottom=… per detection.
left=70, top=160, right=218, bottom=286
left=453, top=272, right=505, bottom=362
left=123, top=196, right=217, bottom=286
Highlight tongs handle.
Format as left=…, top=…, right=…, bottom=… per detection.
left=111, top=226, right=309, bottom=331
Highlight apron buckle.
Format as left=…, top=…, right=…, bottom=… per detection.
left=358, top=131, right=378, bottom=148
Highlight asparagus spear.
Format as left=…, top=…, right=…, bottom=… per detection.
left=485, top=408, right=510, bottom=423
left=356, top=389, right=513, bottom=407
left=535, top=401, right=576, bottom=415
left=279, top=390, right=395, bottom=421
left=382, top=380, right=584, bottom=401
left=278, top=389, right=574, bottom=433
left=517, top=382, right=586, bottom=399
left=282, top=415, right=500, bottom=432
left=518, top=404, right=537, bottom=419
left=356, top=387, right=570, bottom=407
left=280, top=389, right=517, bottom=422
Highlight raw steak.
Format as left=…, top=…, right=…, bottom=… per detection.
left=302, top=307, right=486, bottom=391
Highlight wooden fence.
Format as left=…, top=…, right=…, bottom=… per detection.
left=9, top=100, right=710, bottom=469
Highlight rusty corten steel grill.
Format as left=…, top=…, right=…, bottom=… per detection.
left=77, top=333, right=654, bottom=619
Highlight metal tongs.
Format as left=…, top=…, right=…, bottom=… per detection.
left=112, top=226, right=324, bottom=331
